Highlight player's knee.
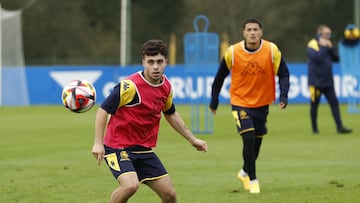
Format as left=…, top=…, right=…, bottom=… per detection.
left=122, top=182, right=140, bottom=195
left=160, top=188, right=176, bottom=203
left=241, top=131, right=256, bottom=146
left=110, top=183, right=140, bottom=203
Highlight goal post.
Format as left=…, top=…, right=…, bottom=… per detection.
left=0, top=3, right=2, bottom=106
left=0, top=5, right=29, bottom=106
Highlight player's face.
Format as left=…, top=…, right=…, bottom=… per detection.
left=320, top=27, right=332, bottom=40
left=243, top=23, right=263, bottom=48
left=142, top=53, right=167, bottom=84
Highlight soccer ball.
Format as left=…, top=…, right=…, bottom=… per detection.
left=61, top=79, right=96, bottom=113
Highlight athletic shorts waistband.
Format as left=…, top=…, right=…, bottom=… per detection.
left=105, top=145, right=152, bottom=152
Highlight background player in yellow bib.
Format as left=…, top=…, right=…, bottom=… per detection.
left=210, top=18, right=290, bottom=193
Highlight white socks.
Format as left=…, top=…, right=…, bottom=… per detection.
left=240, top=169, right=248, bottom=177
left=250, top=179, right=259, bottom=185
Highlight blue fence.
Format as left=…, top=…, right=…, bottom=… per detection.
left=4, top=63, right=358, bottom=106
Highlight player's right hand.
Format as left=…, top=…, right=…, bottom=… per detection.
left=210, top=108, right=217, bottom=115
left=191, top=138, right=208, bottom=152
left=91, top=143, right=105, bottom=166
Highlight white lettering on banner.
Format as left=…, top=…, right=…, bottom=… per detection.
left=170, top=76, right=213, bottom=99
left=169, top=76, right=229, bottom=99
left=101, top=76, right=224, bottom=100
left=100, top=74, right=359, bottom=102
left=342, top=75, right=360, bottom=97
left=206, top=77, right=214, bottom=98
left=301, top=76, right=310, bottom=98
left=286, top=75, right=310, bottom=99
left=185, top=77, right=202, bottom=99
left=332, top=75, right=359, bottom=97
left=334, top=76, right=341, bottom=97
left=170, top=77, right=186, bottom=98
left=286, top=74, right=360, bottom=99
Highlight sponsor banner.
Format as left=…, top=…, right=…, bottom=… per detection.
left=25, top=64, right=359, bottom=105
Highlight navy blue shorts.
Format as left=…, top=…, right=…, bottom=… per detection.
left=231, top=105, right=269, bottom=136
left=104, top=145, right=168, bottom=183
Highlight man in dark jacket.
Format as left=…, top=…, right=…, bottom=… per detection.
left=307, top=24, right=352, bottom=134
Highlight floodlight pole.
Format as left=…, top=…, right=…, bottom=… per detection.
left=0, top=3, right=2, bottom=106
left=355, top=0, right=360, bottom=27
left=120, top=0, right=131, bottom=67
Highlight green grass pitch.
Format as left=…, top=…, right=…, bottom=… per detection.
left=1, top=104, right=359, bottom=202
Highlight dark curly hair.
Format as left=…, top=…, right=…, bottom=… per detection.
left=141, top=39, right=168, bottom=59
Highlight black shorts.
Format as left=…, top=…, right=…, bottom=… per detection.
left=231, top=105, right=269, bottom=136
left=104, top=145, right=168, bottom=183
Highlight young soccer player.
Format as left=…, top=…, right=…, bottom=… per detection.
left=92, top=39, right=208, bottom=203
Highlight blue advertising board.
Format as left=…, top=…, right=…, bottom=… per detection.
left=20, top=63, right=360, bottom=106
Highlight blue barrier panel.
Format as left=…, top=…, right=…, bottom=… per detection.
left=184, top=15, right=219, bottom=67
left=22, top=63, right=358, bottom=106
left=25, top=65, right=141, bottom=105
left=183, top=15, right=219, bottom=134
left=339, top=41, right=360, bottom=113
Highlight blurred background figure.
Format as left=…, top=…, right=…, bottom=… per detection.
left=307, top=24, right=352, bottom=134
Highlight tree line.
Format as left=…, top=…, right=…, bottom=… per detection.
left=0, top=0, right=353, bottom=65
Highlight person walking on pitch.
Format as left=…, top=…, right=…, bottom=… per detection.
left=210, top=18, right=290, bottom=193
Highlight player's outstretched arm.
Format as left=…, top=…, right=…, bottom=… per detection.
left=164, top=112, right=208, bottom=152
left=92, top=107, right=108, bottom=165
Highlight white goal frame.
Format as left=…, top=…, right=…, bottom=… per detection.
left=0, top=2, right=3, bottom=106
